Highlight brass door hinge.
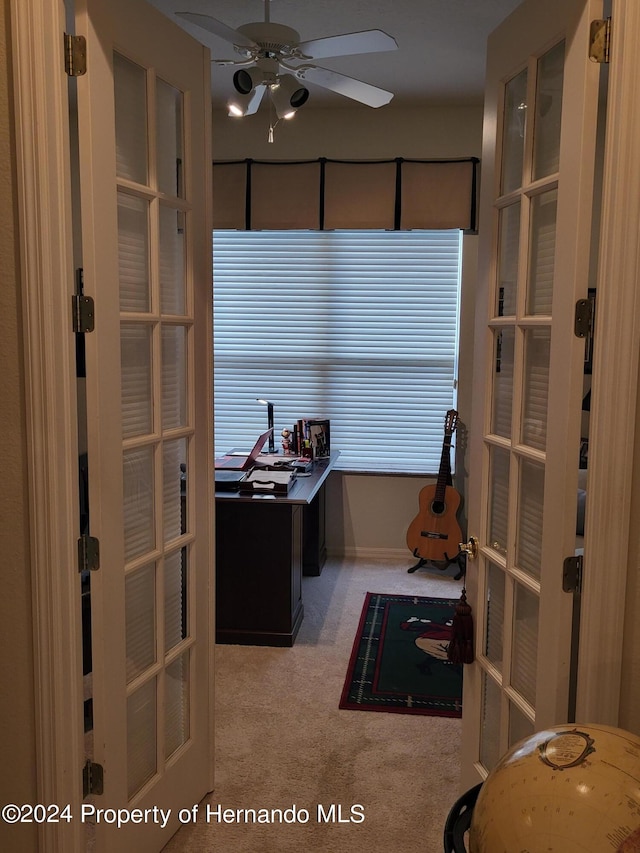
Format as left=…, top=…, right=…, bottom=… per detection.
left=72, top=294, right=95, bottom=333
left=563, top=554, right=583, bottom=594
left=589, top=18, right=611, bottom=64
left=574, top=298, right=594, bottom=340
left=64, top=33, right=87, bottom=77
left=78, top=535, right=100, bottom=573
left=83, top=760, right=104, bottom=797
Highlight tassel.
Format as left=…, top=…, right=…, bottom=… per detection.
left=448, top=587, right=474, bottom=664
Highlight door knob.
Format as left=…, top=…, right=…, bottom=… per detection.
left=459, top=536, right=479, bottom=560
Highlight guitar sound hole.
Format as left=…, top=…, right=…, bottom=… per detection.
left=431, top=500, right=445, bottom=515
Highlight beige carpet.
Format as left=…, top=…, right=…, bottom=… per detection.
left=163, top=556, right=463, bottom=853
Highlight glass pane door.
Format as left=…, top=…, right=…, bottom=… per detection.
left=76, top=0, right=213, bottom=847
left=114, top=51, right=195, bottom=798
left=462, top=0, right=602, bottom=788
left=480, top=42, right=565, bottom=762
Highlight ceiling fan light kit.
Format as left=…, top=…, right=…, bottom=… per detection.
left=176, top=0, right=397, bottom=140
left=270, top=74, right=310, bottom=119
left=232, top=65, right=265, bottom=95
left=227, top=87, right=264, bottom=118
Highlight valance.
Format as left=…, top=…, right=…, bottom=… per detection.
left=212, top=157, right=479, bottom=231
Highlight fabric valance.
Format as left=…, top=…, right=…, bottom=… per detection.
left=212, top=157, right=479, bottom=231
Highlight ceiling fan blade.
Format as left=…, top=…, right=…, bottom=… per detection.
left=296, top=66, right=394, bottom=108
left=243, top=85, right=266, bottom=116
left=228, top=84, right=266, bottom=117
left=296, top=29, right=397, bottom=60
left=175, top=12, right=258, bottom=49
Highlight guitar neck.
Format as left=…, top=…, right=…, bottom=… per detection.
left=434, top=435, right=453, bottom=501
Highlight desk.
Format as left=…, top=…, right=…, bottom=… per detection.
left=215, top=451, right=339, bottom=646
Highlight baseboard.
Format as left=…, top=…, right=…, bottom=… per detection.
left=327, top=546, right=411, bottom=561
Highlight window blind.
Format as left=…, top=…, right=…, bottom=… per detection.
left=212, top=229, right=462, bottom=473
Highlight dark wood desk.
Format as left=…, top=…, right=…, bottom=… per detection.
left=215, top=451, right=338, bottom=647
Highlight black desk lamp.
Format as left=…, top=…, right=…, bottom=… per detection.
left=256, top=398, right=276, bottom=453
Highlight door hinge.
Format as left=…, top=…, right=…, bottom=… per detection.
left=72, top=294, right=95, bottom=333
left=574, top=298, right=594, bottom=340
left=78, top=535, right=100, bottom=573
left=589, top=18, right=611, bottom=64
left=563, top=554, right=583, bottom=594
left=64, top=33, right=87, bottom=77
left=83, top=760, right=104, bottom=798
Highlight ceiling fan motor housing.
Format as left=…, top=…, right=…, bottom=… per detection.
left=237, top=22, right=301, bottom=55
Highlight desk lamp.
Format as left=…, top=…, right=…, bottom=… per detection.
left=256, top=398, right=276, bottom=453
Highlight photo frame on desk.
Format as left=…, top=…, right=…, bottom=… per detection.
left=307, top=419, right=330, bottom=459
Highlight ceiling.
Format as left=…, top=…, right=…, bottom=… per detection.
left=146, top=0, right=524, bottom=110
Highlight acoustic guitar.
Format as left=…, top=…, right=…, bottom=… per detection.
left=406, top=409, right=463, bottom=563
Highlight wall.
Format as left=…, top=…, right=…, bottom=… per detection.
left=212, top=101, right=483, bottom=161
left=0, top=2, right=38, bottom=850
left=212, top=101, right=483, bottom=556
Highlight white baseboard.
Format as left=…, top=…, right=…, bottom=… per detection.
left=327, top=546, right=411, bottom=561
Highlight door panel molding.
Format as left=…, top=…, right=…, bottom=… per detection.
left=10, top=0, right=85, bottom=849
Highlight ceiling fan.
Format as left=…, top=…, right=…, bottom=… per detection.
left=176, top=0, right=398, bottom=120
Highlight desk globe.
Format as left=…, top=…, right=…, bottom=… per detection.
left=469, top=724, right=640, bottom=852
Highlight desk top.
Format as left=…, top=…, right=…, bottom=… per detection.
left=215, top=450, right=339, bottom=505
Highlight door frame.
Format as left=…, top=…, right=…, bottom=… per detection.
left=576, top=0, right=640, bottom=724
left=10, top=0, right=85, bottom=850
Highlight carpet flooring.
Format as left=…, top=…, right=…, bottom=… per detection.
left=163, top=556, right=463, bottom=853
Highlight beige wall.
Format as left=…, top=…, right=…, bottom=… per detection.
left=213, top=101, right=483, bottom=161
left=0, top=2, right=38, bottom=850
left=213, top=101, right=483, bottom=556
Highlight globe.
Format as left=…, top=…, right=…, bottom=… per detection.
left=469, top=723, right=640, bottom=852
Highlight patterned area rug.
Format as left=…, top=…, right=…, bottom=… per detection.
left=339, top=592, right=463, bottom=717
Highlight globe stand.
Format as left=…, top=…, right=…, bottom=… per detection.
left=443, top=783, right=482, bottom=853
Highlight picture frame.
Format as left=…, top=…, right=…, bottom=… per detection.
left=307, top=419, right=330, bottom=458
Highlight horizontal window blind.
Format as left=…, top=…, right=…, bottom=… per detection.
left=212, top=230, right=461, bottom=473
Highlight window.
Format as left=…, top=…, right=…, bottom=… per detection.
left=213, top=229, right=462, bottom=473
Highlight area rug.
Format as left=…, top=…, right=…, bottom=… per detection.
left=339, top=592, right=463, bottom=717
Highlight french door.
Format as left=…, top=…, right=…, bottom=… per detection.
left=75, top=0, right=214, bottom=849
left=460, top=0, right=603, bottom=787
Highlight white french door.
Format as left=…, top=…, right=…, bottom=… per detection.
left=75, top=0, right=214, bottom=849
left=461, top=0, right=603, bottom=787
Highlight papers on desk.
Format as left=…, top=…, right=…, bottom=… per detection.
left=239, top=469, right=296, bottom=495
left=255, top=453, right=288, bottom=465
left=254, top=454, right=314, bottom=473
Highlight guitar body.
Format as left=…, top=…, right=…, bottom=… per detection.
left=407, top=409, right=463, bottom=564
left=406, top=484, right=463, bottom=562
